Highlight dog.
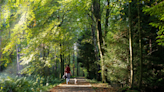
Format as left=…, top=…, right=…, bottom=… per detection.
left=74, top=78, right=77, bottom=84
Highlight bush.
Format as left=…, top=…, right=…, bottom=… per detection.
left=0, top=76, right=42, bottom=92
left=118, top=87, right=140, bottom=92
left=0, top=73, right=62, bottom=92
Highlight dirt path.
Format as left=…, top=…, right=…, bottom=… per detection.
left=49, top=77, right=95, bottom=92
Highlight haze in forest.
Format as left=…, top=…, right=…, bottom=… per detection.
left=0, top=0, right=164, bottom=92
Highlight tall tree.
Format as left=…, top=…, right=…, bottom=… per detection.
left=76, top=43, right=79, bottom=76
left=60, top=43, right=64, bottom=78
left=0, top=0, right=6, bottom=72
left=138, top=0, right=143, bottom=89
left=92, top=0, right=106, bottom=83
left=128, top=1, right=134, bottom=88
left=90, top=4, right=101, bottom=81
left=69, top=49, right=71, bottom=65
left=0, top=35, right=1, bottom=72
left=104, top=0, right=110, bottom=83
left=73, top=49, right=75, bottom=76
left=16, top=44, right=23, bottom=76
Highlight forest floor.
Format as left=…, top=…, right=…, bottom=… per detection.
left=49, top=77, right=117, bottom=92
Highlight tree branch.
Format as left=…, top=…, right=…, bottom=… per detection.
left=147, top=49, right=158, bottom=56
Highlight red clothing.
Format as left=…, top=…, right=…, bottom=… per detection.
left=65, top=66, right=70, bottom=73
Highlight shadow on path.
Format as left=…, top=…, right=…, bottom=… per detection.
left=49, top=77, right=95, bottom=92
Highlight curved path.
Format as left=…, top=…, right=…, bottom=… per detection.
left=49, top=77, right=95, bottom=92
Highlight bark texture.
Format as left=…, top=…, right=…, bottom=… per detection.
left=91, top=5, right=101, bottom=81
left=60, top=43, right=64, bottom=78
left=128, top=2, right=134, bottom=88
left=138, top=0, right=143, bottom=88
left=16, top=44, right=23, bottom=76
left=104, top=0, right=110, bottom=83
left=92, top=0, right=106, bottom=82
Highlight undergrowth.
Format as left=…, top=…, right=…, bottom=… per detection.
left=0, top=73, right=63, bottom=92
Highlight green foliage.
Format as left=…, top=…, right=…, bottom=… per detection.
left=0, top=74, right=43, bottom=92
left=118, top=86, right=140, bottom=92
left=77, top=30, right=97, bottom=79
left=143, top=1, right=164, bottom=46
left=0, top=0, right=78, bottom=75
left=0, top=73, right=62, bottom=92
left=105, top=20, right=129, bottom=84
left=1, top=0, right=164, bottom=91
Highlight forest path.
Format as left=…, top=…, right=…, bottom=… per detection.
left=49, top=77, right=95, bottom=92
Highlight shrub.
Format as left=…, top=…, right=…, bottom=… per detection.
left=0, top=73, right=62, bottom=92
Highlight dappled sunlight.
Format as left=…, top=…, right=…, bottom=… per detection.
left=0, top=0, right=164, bottom=92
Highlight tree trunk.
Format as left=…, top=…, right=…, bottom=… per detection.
left=138, top=0, right=143, bottom=89
left=96, top=12, right=105, bottom=83
left=55, top=48, right=57, bottom=77
left=86, top=58, right=90, bottom=78
left=73, top=49, right=75, bottom=76
left=43, top=45, right=46, bottom=77
left=55, top=59, right=58, bottom=78
left=104, top=0, right=110, bottom=83
left=149, top=39, right=152, bottom=54
left=60, top=43, right=64, bottom=78
left=43, top=45, right=46, bottom=76
left=128, top=1, right=134, bottom=89
left=0, top=2, right=1, bottom=72
left=69, top=49, right=70, bottom=65
left=47, top=49, right=50, bottom=76
left=77, top=59, right=79, bottom=76
left=91, top=4, right=101, bottom=81
left=58, top=59, right=60, bottom=78
left=0, top=36, right=1, bottom=72
left=63, top=53, right=65, bottom=73
left=16, top=44, right=23, bottom=76
left=77, top=49, right=79, bottom=76
left=0, top=1, right=2, bottom=72
left=104, top=0, right=110, bottom=38
left=57, top=12, right=65, bottom=78
left=92, top=0, right=106, bottom=83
